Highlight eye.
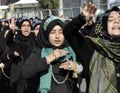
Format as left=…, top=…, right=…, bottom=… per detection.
left=59, top=31, right=63, bottom=34
left=59, top=29, right=63, bottom=34
left=50, top=31, right=56, bottom=34
left=21, top=24, right=26, bottom=27
left=108, top=18, right=114, bottom=22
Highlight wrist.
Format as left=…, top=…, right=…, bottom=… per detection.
left=72, top=63, right=78, bottom=78
left=45, top=56, right=51, bottom=64
left=46, top=53, right=56, bottom=64
left=76, top=64, right=83, bottom=74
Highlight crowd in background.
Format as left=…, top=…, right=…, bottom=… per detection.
left=0, top=1, right=120, bottom=93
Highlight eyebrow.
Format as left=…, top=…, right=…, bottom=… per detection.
left=108, top=15, right=120, bottom=18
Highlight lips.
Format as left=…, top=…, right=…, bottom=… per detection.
left=54, top=40, right=61, bottom=44
left=24, top=30, right=30, bottom=33
left=112, top=26, right=120, bottom=30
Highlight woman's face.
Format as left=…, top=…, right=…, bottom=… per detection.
left=49, top=25, right=65, bottom=47
left=34, top=25, right=40, bottom=36
left=21, top=21, right=31, bottom=36
left=108, top=11, right=120, bottom=37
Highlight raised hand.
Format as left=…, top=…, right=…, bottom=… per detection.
left=9, top=17, right=16, bottom=31
left=82, top=1, right=97, bottom=22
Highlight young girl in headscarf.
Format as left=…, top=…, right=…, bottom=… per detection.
left=22, top=15, right=83, bottom=93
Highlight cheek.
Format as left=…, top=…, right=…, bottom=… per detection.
left=61, top=35, right=65, bottom=42
left=107, top=22, right=112, bottom=31
left=48, top=35, right=54, bottom=42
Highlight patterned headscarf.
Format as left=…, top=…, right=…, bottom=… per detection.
left=94, top=6, right=120, bottom=42
left=89, top=6, right=120, bottom=93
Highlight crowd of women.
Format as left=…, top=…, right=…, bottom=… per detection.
left=0, top=1, right=120, bottom=93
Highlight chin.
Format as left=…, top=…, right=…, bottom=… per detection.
left=53, top=44, right=62, bottom=47
left=111, top=34, right=120, bottom=38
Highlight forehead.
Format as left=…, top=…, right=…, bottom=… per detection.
left=22, top=21, right=30, bottom=25
left=109, top=11, right=120, bottom=18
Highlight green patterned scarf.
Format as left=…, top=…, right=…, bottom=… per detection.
left=89, top=38, right=120, bottom=93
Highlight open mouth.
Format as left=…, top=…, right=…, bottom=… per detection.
left=24, top=30, right=30, bottom=33
left=112, top=26, right=120, bottom=30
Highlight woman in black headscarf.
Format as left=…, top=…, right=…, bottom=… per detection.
left=2, top=16, right=36, bottom=93
left=63, top=1, right=120, bottom=93
left=0, top=26, right=10, bottom=93
left=22, top=15, right=83, bottom=93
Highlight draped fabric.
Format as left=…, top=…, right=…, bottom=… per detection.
left=88, top=37, right=120, bottom=93
left=36, top=15, right=77, bottom=93
left=91, top=38, right=120, bottom=62
left=89, top=50, right=117, bottom=93
left=88, top=6, right=120, bottom=93
left=35, top=16, right=67, bottom=48
left=89, top=28, right=120, bottom=93
left=40, top=46, right=76, bottom=93
left=94, top=6, right=120, bottom=43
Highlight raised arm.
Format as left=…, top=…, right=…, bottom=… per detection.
left=63, top=2, right=97, bottom=64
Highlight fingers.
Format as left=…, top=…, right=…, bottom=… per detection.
left=91, top=4, right=97, bottom=14
left=59, top=61, right=69, bottom=70
left=0, top=63, right=5, bottom=69
left=14, top=51, right=20, bottom=56
left=46, top=49, right=68, bottom=63
left=60, top=59, right=77, bottom=71
left=83, top=0, right=87, bottom=9
left=88, top=2, right=96, bottom=14
left=53, top=49, right=68, bottom=59
left=83, top=1, right=97, bottom=13
left=88, top=2, right=92, bottom=12
left=82, top=1, right=97, bottom=23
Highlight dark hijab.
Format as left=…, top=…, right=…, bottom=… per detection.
left=36, top=16, right=69, bottom=48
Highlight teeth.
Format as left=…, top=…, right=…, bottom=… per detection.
left=112, top=27, right=120, bottom=30
left=24, top=31, right=29, bottom=32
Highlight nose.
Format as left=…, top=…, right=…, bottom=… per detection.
left=114, top=18, right=119, bottom=23
left=55, top=33, right=59, bottom=38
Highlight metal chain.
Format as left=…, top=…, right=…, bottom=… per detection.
left=1, top=68, right=10, bottom=79
left=1, top=55, right=24, bottom=80
left=50, top=65, right=69, bottom=84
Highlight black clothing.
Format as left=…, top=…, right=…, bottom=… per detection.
left=22, top=17, right=79, bottom=93
left=4, top=30, right=37, bottom=93
left=22, top=46, right=79, bottom=93
left=0, top=28, right=10, bottom=93
left=63, top=15, right=93, bottom=93
left=63, top=12, right=120, bottom=93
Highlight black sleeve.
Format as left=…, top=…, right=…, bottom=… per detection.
left=63, top=14, right=86, bottom=52
left=63, top=14, right=94, bottom=66
left=5, top=29, right=15, bottom=46
left=80, top=23, right=95, bottom=36
left=21, top=46, right=49, bottom=78
left=0, top=46, right=11, bottom=63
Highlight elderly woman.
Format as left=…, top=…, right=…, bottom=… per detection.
left=63, top=2, right=120, bottom=93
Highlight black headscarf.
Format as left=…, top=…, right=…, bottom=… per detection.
left=36, top=15, right=68, bottom=48
left=16, top=16, right=32, bottom=29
